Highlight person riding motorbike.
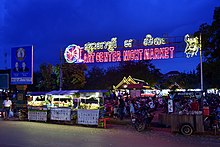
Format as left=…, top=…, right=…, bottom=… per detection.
left=131, top=100, right=154, bottom=132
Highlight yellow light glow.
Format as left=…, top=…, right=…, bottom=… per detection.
left=84, top=37, right=117, bottom=53
left=143, top=34, right=166, bottom=46
left=124, top=39, right=133, bottom=48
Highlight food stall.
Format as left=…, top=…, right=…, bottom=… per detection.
left=46, top=90, right=105, bottom=123
left=77, top=96, right=101, bottom=125
left=27, top=92, right=48, bottom=122
left=26, top=90, right=107, bottom=126
left=46, top=90, right=79, bottom=122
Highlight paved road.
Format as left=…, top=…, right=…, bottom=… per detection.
left=0, top=120, right=219, bottom=147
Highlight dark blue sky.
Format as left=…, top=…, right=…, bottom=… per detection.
left=0, top=0, right=219, bottom=74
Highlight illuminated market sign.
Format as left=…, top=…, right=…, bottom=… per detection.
left=84, top=37, right=117, bottom=53
left=184, top=34, right=200, bottom=58
left=64, top=34, right=175, bottom=64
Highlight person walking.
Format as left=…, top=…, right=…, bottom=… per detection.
left=118, top=97, right=125, bottom=120
left=113, top=99, right=118, bottom=119
left=129, top=99, right=135, bottom=118
left=2, top=96, right=12, bottom=120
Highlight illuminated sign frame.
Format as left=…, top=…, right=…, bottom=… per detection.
left=64, top=34, right=175, bottom=64
left=184, top=34, right=200, bottom=58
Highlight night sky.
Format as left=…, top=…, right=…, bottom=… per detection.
left=0, top=0, right=219, bottom=74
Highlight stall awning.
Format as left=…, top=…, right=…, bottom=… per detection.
left=78, top=90, right=108, bottom=93
left=45, top=90, right=107, bottom=95
left=26, top=91, right=48, bottom=96
left=46, top=90, right=79, bottom=95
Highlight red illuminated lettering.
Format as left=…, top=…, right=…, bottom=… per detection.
left=104, top=52, right=109, bottom=62
left=116, top=51, right=121, bottom=62
left=144, top=49, right=150, bottom=60
left=83, top=46, right=174, bottom=63
left=139, top=49, right=143, bottom=60
left=96, top=52, right=100, bottom=62
left=123, top=50, right=129, bottom=61
left=96, top=52, right=106, bottom=62
left=96, top=52, right=99, bottom=62
left=160, top=48, right=165, bottom=59
left=164, top=47, right=169, bottom=59
left=99, top=52, right=104, bottom=62
left=83, top=53, right=95, bottom=63
left=112, top=52, right=117, bottom=62
left=150, top=49, right=154, bottom=60
left=123, top=49, right=143, bottom=61
left=170, top=47, right=174, bottom=58
left=96, top=51, right=121, bottom=62
left=154, top=48, right=159, bottom=59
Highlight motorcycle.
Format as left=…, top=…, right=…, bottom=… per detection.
left=131, top=107, right=154, bottom=132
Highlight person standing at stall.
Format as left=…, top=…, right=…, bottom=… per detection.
left=129, top=99, right=135, bottom=118
left=2, top=96, right=12, bottom=120
left=191, top=98, right=199, bottom=111
left=113, top=99, right=118, bottom=119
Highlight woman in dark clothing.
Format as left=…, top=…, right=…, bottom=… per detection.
left=118, top=98, right=125, bottom=120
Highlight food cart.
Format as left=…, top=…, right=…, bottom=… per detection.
left=27, top=92, right=48, bottom=122
left=46, top=90, right=79, bottom=122
left=26, top=90, right=107, bottom=127
left=158, top=91, right=205, bottom=135
left=45, top=90, right=105, bottom=123
left=170, top=112, right=204, bottom=135
left=77, top=96, right=101, bottom=126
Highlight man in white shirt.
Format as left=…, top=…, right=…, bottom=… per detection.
left=2, top=96, right=12, bottom=120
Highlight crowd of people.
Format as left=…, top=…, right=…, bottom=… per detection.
left=202, top=94, right=220, bottom=129
left=103, top=92, right=220, bottom=128
left=103, top=94, right=159, bottom=120
left=1, top=90, right=220, bottom=129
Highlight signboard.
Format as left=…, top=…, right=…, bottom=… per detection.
left=11, top=46, right=33, bottom=85
left=77, top=109, right=99, bottom=125
left=64, top=34, right=175, bottom=64
left=50, top=108, right=71, bottom=121
left=170, top=91, right=202, bottom=99
left=28, top=111, right=47, bottom=122
left=130, top=90, right=141, bottom=98
left=0, top=74, right=9, bottom=89
left=168, top=99, right=173, bottom=113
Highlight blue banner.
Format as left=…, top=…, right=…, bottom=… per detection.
left=11, top=46, right=33, bottom=85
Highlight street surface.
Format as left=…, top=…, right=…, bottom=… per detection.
left=0, top=120, right=219, bottom=147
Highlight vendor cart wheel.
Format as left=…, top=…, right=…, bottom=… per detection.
left=180, top=124, right=193, bottom=136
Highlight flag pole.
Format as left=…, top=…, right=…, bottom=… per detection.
left=200, top=33, right=203, bottom=91
left=59, top=48, right=63, bottom=91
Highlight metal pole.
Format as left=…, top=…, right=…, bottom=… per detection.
left=200, top=33, right=203, bottom=91
left=59, top=48, right=63, bottom=91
